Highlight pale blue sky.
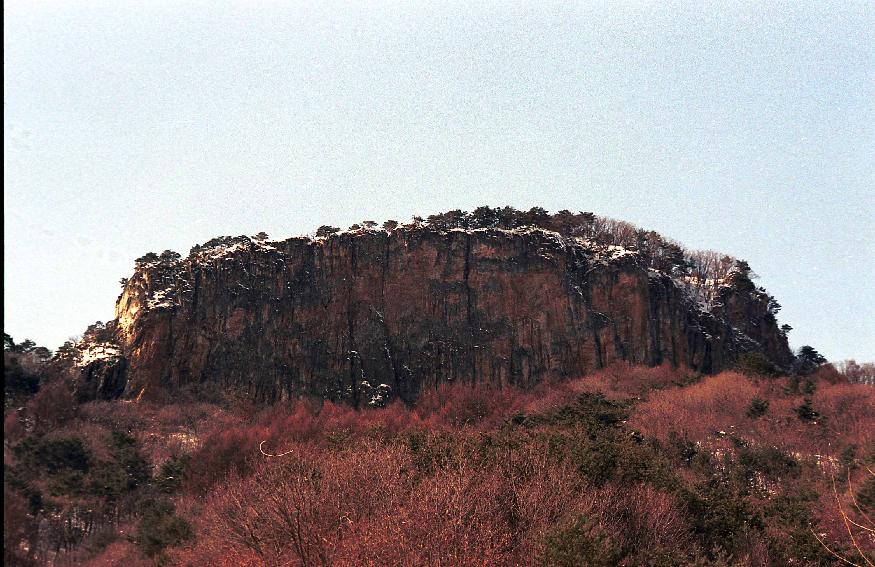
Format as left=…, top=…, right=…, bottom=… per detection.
left=4, top=1, right=874, bottom=361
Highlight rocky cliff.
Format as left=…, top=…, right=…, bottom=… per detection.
left=77, top=224, right=794, bottom=405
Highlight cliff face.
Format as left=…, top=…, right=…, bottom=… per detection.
left=92, top=227, right=792, bottom=404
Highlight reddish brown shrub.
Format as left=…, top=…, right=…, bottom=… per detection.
left=28, top=380, right=77, bottom=431
left=810, top=363, right=845, bottom=384
left=171, top=429, right=700, bottom=566
left=184, top=424, right=269, bottom=494
left=814, top=382, right=875, bottom=449
left=4, top=486, right=39, bottom=566
left=576, top=362, right=689, bottom=399
left=81, top=540, right=151, bottom=567
left=4, top=410, right=26, bottom=443
left=415, top=381, right=519, bottom=428
left=628, top=371, right=758, bottom=442
left=78, top=400, right=148, bottom=431
left=177, top=441, right=412, bottom=566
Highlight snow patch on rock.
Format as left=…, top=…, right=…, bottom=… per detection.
left=75, top=342, right=122, bottom=367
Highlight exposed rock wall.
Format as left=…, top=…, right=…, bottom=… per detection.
left=103, top=227, right=792, bottom=404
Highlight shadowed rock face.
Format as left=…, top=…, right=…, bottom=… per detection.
left=97, top=227, right=792, bottom=404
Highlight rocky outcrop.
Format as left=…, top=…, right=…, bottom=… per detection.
left=95, top=226, right=792, bottom=404
left=77, top=357, right=128, bottom=402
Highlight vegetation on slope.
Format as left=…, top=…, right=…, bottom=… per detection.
left=4, top=334, right=873, bottom=566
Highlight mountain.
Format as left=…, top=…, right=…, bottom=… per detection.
left=10, top=210, right=871, bottom=567
left=72, top=209, right=793, bottom=405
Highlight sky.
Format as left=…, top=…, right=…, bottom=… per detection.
left=4, top=1, right=874, bottom=361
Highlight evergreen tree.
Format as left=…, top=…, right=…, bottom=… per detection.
left=794, top=346, right=826, bottom=375
left=315, top=225, right=340, bottom=238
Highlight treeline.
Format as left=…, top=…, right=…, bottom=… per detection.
left=318, top=206, right=743, bottom=281
left=835, top=360, right=875, bottom=385
left=4, top=335, right=51, bottom=408
left=132, top=206, right=752, bottom=305
left=315, top=206, right=765, bottom=309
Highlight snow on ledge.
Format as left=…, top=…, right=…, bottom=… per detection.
left=75, top=342, right=122, bottom=367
